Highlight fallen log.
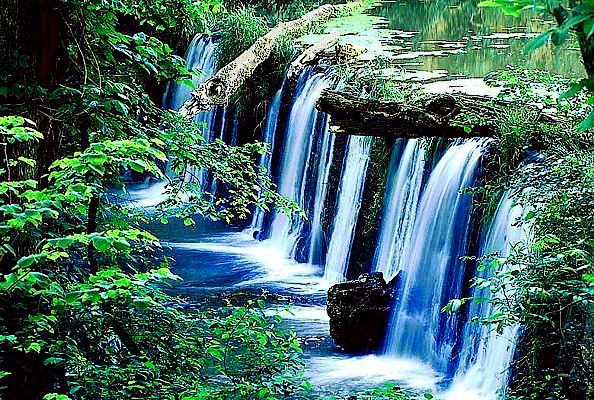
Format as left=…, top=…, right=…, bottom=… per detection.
left=180, top=1, right=364, bottom=117
left=286, top=31, right=340, bottom=81
left=317, top=89, right=508, bottom=138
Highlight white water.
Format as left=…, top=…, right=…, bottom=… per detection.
left=132, top=34, right=534, bottom=400
left=373, top=139, right=426, bottom=280
left=323, top=136, right=373, bottom=283
left=446, top=192, right=529, bottom=400
left=307, top=114, right=335, bottom=265
left=385, top=139, right=487, bottom=372
left=250, top=84, right=285, bottom=234
left=162, top=35, right=234, bottom=191
left=268, top=68, right=335, bottom=260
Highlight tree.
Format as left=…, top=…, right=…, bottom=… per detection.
left=0, top=1, right=303, bottom=398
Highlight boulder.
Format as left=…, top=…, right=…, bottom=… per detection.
left=327, top=272, right=399, bottom=353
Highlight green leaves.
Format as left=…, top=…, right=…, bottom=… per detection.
left=0, top=116, right=43, bottom=144
left=478, top=0, right=536, bottom=17
left=91, top=235, right=112, bottom=252
left=441, top=298, right=470, bottom=314
left=524, top=31, right=551, bottom=53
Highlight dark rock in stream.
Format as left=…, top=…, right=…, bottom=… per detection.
left=327, top=272, right=399, bottom=353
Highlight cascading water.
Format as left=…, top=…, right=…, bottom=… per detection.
left=306, top=112, right=335, bottom=266
left=162, top=35, right=217, bottom=112
left=384, top=139, right=487, bottom=373
left=373, top=139, right=426, bottom=280
left=162, top=35, right=235, bottom=191
left=446, top=191, right=529, bottom=400
left=323, top=136, right=373, bottom=283
left=249, top=84, right=285, bottom=234
left=267, top=67, right=335, bottom=261
left=129, top=35, right=237, bottom=208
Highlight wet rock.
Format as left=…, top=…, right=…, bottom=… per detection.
left=327, top=272, right=399, bottom=353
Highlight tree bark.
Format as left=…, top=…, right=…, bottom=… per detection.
left=0, top=0, right=66, bottom=182
left=286, top=31, right=340, bottom=81
left=317, top=90, right=511, bottom=138
left=179, top=1, right=364, bottom=116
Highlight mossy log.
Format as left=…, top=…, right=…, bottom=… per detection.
left=317, top=89, right=508, bottom=138
left=179, top=1, right=364, bottom=117
left=286, top=31, right=340, bottom=81
left=317, top=89, right=558, bottom=138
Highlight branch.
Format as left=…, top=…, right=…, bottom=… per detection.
left=286, top=31, right=340, bottom=81
left=179, top=1, right=365, bottom=116
left=317, top=90, right=504, bottom=138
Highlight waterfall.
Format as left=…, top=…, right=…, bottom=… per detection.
left=163, top=35, right=217, bottom=111
left=323, top=136, right=373, bottom=283
left=384, top=139, right=487, bottom=373
left=373, top=139, right=426, bottom=280
left=306, top=113, right=335, bottom=266
left=267, top=68, right=335, bottom=261
left=162, top=35, right=235, bottom=191
left=250, top=84, right=285, bottom=235
left=447, top=191, right=529, bottom=400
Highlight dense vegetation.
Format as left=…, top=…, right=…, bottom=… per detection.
left=1, top=0, right=594, bottom=399
left=0, top=0, right=305, bottom=398
left=463, top=1, right=594, bottom=398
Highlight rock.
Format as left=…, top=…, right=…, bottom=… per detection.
left=327, top=272, right=399, bottom=353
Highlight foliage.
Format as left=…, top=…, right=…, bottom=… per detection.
left=447, top=64, right=594, bottom=398
left=213, top=6, right=270, bottom=67
left=483, top=151, right=594, bottom=399
left=331, top=385, right=432, bottom=400
left=0, top=0, right=306, bottom=398
left=0, top=112, right=305, bottom=399
left=478, top=0, right=594, bottom=129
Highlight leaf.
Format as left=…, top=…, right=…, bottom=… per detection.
left=551, top=29, right=568, bottom=46
left=585, top=18, right=594, bottom=38
left=478, top=0, right=505, bottom=7
left=578, top=109, right=594, bottom=132
left=48, top=238, right=75, bottom=249
left=91, top=236, right=112, bottom=252
left=559, top=81, right=585, bottom=100
left=17, top=254, right=40, bottom=268
left=86, top=153, right=107, bottom=166
left=561, top=14, right=589, bottom=30
left=524, top=31, right=551, bottom=53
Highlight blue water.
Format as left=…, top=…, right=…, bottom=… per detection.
left=121, top=32, right=530, bottom=399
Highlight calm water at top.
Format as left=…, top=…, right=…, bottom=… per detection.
left=309, top=0, right=584, bottom=81
left=376, top=0, right=583, bottom=77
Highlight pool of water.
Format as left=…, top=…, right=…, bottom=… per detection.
left=301, top=0, right=583, bottom=82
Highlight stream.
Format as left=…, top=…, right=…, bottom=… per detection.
left=125, top=1, right=581, bottom=398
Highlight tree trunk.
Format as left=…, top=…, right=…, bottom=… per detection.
left=0, top=2, right=68, bottom=398
left=286, top=31, right=340, bottom=81
left=317, top=90, right=507, bottom=138
left=0, top=0, right=66, bottom=182
left=179, top=1, right=365, bottom=116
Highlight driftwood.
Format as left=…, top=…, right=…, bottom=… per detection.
left=179, top=1, right=364, bottom=117
left=286, top=31, right=340, bottom=81
left=316, top=89, right=548, bottom=138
